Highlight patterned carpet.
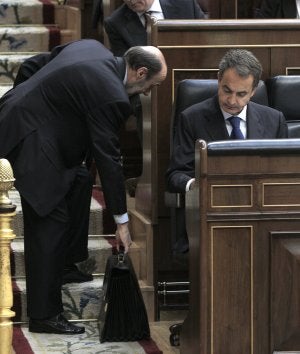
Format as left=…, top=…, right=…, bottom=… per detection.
left=13, top=321, right=163, bottom=354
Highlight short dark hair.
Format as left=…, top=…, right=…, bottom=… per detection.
left=218, top=49, right=262, bottom=89
left=124, top=46, right=162, bottom=80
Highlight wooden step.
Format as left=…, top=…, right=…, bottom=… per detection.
left=0, top=25, right=60, bottom=52
left=0, top=82, right=13, bottom=95
left=8, top=188, right=103, bottom=238
left=0, top=0, right=81, bottom=37
left=13, top=277, right=104, bottom=322
left=0, top=0, right=53, bottom=25
left=0, top=19, right=79, bottom=53
left=0, top=53, right=39, bottom=84
left=11, top=237, right=142, bottom=278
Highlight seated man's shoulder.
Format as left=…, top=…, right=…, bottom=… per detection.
left=105, top=3, right=131, bottom=22
left=249, top=101, right=283, bottom=116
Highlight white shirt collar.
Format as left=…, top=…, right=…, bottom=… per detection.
left=221, top=105, right=247, bottom=122
left=138, top=0, right=164, bottom=19
left=147, top=0, right=163, bottom=15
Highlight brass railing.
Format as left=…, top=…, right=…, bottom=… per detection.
left=0, top=159, right=16, bottom=354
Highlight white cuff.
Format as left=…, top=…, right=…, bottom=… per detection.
left=113, top=213, right=129, bottom=224
left=186, top=178, right=195, bottom=192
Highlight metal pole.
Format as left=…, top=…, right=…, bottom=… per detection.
left=0, top=159, right=16, bottom=354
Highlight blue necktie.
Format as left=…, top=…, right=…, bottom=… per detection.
left=228, top=116, right=244, bottom=139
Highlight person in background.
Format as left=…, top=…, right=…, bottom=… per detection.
left=0, top=39, right=167, bottom=335
left=255, top=0, right=300, bottom=18
left=104, top=0, right=206, bottom=57
left=166, top=49, right=287, bottom=253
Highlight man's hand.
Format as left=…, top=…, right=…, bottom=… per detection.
left=115, top=222, right=132, bottom=253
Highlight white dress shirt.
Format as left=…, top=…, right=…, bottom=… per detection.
left=221, top=105, right=248, bottom=138
left=138, top=0, right=164, bottom=26
left=185, top=105, right=248, bottom=192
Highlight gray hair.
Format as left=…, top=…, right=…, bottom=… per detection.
left=123, top=46, right=162, bottom=80
left=218, top=49, right=262, bottom=89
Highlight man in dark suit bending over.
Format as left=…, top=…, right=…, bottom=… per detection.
left=166, top=49, right=287, bottom=253
left=104, top=0, right=206, bottom=56
left=0, top=39, right=167, bottom=335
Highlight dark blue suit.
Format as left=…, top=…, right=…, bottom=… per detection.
left=0, top=39, right=131, bottom=319
left=166, top=95, right=287, bottom=192
left=104, top=0, right=206, bottom=56
left=256, top=0, right=297, bottom=18
left=166, top=95, right=287, bottom=253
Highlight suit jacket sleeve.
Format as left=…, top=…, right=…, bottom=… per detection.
left=13, top=43, right=70, bottom=87
left=193, top=0, right=207, bottom=18
left=87, top=100, right=132, bottom=215
left=277, top=111, right=288, bottom=138
left=166, top=111, right=197, bottom=193
left=13, top=53, right=52, bottom=87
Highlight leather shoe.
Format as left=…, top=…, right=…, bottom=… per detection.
left=62, top=264, right=93, bottom=285
left=169, top=322, right=182, bottom=347
left=29, top=313, right=85, bottom=334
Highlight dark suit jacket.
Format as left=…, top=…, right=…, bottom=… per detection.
left=104, top=0, right=206, bottom=56
left=256, top=0, right=297, bottom=18
left=166, top=95, right=288, bottom=193
left=92, top=0, right=103, bottom=28
left=0, top=39, right=132, bottom=217
left=13, top=44, right=66, bottom=87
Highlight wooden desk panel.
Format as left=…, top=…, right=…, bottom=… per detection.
left=181, top=140, right=300, bottom=354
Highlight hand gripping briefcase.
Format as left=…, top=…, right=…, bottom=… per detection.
left=98, top=250, right=150, bottom=342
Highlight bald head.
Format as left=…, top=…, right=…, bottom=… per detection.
left=124, top=45, right=167, bottom=96
left=124, top=45, right=167, bottom=80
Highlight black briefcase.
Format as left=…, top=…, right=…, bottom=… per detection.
left=98, top=250, right=150, bottom=342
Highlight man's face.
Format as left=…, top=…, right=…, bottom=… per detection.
left=125, top=72, right=165, bottom=96
left=125, top=66, right=167, bottom=96
left=123, top=0, right=154, bottom=12
left=218, top=68, right=256, bottom=116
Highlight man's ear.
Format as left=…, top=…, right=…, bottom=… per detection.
left=250, top=87, right=256, bottom=98
left=136, top=67, right=148, bottom=80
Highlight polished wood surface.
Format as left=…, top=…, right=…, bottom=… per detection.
left=181, top=140, right=300, bottom=354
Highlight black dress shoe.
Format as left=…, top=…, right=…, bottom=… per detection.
left=169, top=323, right=182, bottom=347
left=29, top=314, right=85, bottom=334
left=62, top=264, right=93, bottom=285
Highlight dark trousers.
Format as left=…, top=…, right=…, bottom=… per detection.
left=21, top=165, right=93, bottom=319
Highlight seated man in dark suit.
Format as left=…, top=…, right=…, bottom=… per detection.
left=104, top=0, right=206, bottom=57
left=255, top=0, right=299, bottom=18
left=166, top=49, right=287, bottom=253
